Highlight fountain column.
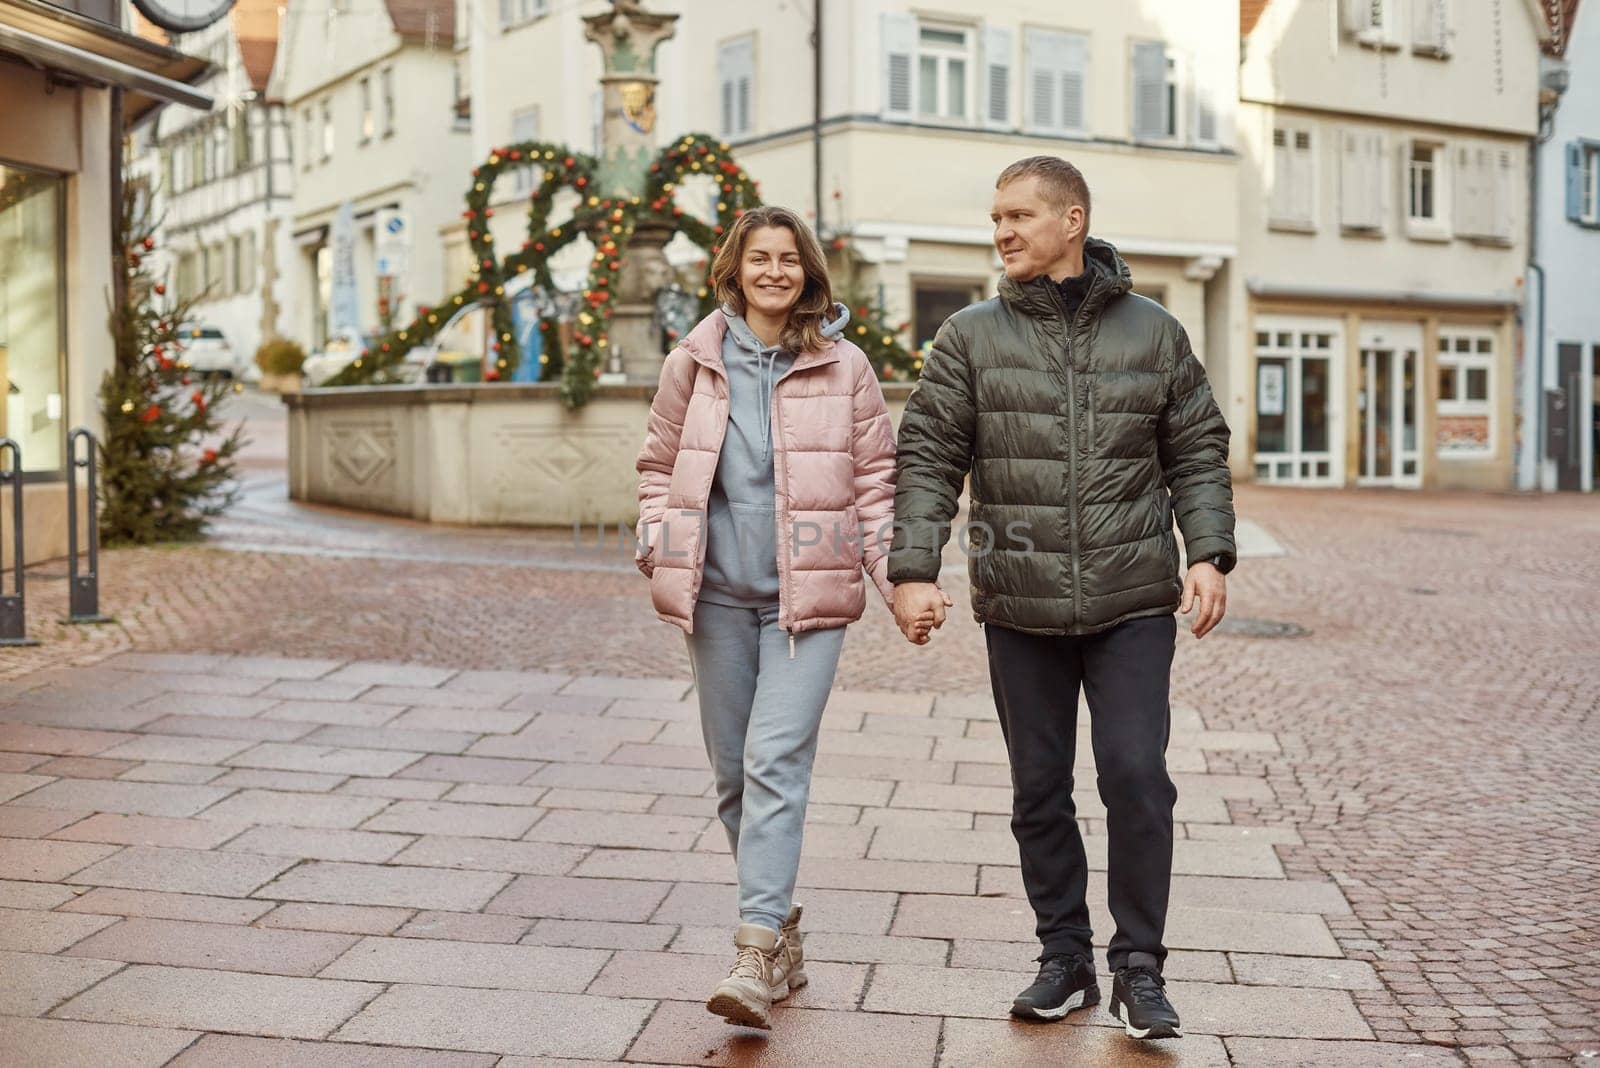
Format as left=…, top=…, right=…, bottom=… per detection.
left=583, top=1, right=680, bottom=384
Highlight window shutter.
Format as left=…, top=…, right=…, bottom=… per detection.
left=1293, top=130, right=1316, bottom=225
left=717, top=39, right=754, bottom=137
left=1342, top=0, right=1375, bottom=33
left=983, top=25, right=1013, bottom=130
left=1452, top=145, right=1478, bottom=235
left=1371, top=133, right=1390, bottom=230
left=1492, top=149, right=1515, bottom=241
left=1342, top=128, right=1384, bottom=230
left=1271, top=129, right=1294, bottom=221
left=882, top=13, right=917, bottom=120
left=1340, top=129, right=1363, bottom=227
left=1413, top=0, right=1450, bottom=54
left=1132, top=41, right=1167, bottom=139
left=717, top=42, right=735, bottom=136
left=1194, top=55, right=1225, bottom=146
left=1568, top=143, right=1585, bottom=222
left=1027, top=31, right=1058, bottom=132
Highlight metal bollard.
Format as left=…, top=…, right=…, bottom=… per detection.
left=65, top=428, right=113, bottom=625
left=0, top=437, right=40, bottom=647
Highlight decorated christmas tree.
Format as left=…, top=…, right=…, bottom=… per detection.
left=97, top=172, right=245, bottom=545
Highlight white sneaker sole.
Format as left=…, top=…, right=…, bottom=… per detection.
left=707, top=980, right=789, bottom=1029
left=1109, top=996, right=1182, bottom=1039
left=1011, top=986, right=1096, bottom=1021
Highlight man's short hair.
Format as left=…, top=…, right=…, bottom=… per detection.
left=996, top=156, right=1091, bottom=224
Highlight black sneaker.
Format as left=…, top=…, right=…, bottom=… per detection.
left=1010, top=952, right=1100, bottom=1021
left=1110, top=953, right=1182, bottom=1039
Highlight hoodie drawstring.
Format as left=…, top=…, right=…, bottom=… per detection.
left=760, top=347, right=777, bottom=461
left=789, top=632, right=796, bottom=660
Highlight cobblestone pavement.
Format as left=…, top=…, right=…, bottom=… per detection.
left=0, top=391, right=1596, bottom=1064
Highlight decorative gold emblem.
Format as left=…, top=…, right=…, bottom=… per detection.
left=619, top=81, right=657, bottom=135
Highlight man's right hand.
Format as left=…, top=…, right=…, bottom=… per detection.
left=894, top=582, right=953, bottom=645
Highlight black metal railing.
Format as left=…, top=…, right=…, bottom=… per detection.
left=0, top=437, right=39, bottom=647
left=66, top=428, right=112, bottom=625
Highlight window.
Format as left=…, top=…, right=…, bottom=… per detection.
left=0, top=164, right=67, bottom=473
left=1437, top=330, right=1494, bottom=456
left=916, top=24, right=973, bottom=121
left=360, top=77, right=374, bottom=143
left=1270, top=127, right=1316, bottom=230
left=982, top=26, right=1013, bottom=130
left=1131, top=41, right=1178, bottom=141
left=1024, top=29, right=1089, bottom=137
left=230, top=235, right=243, bottom=295
left=510, top=106, right=541, bottom=192
left=1253, top=318, right=1341, bottom=484
left=231, top=113, right=252, bottom=170
left=1342, top=0, right=1400, bottom=47
left=1339, top=128, right=1387, bottom=232
left=381, top=67, right=395, bottom=137
left=320, top=99, right=333, bottom=162
left=1406, top=139, right=1449, bottom=238
left=1412, top=0, right=1451, bottom=56
left=1454, top=144, right=1514, bottom=243
left=1570, top=142, right=1600, bottom=226
left=499, top=0, right=546, bottom=29
left=718, top=36, right=755, bottom=140
left=301, top=107, right=314, bottom=169
left=913, top=282, right=983, bottom=353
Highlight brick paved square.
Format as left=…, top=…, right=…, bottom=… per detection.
left=257, top=701, right=402, bottom=728
left=0, top=807, right=89, bottom=839
left=0, top=949, right=122, bottom=1015
left=389, top=834, right=584, bottom=875
left=139, top=715, right=316, bottom=743
left=303, top=724, right=479, bottom=754
left=0, top=1017, right=200, bottom=1068
left=522, top=918, right=677, bottom=951
left=224, top=742, right=423, bottom=777
left=0, top=907, right=118, bottom=953
left=9, top=779, right=230, bottom=818
left=395, top=754, right=546, bottom=784
left=221, top=827, right=414, bottom=863
left=396, top=910, right=533, bottom=943
left=361, top=799, right=540, bottom=838
left=486, top=874, right=672, bottom=922
left=0, top=724, right=134, bottom=756
left=167, top=1035, right=498, bottom=1067
left=65, top=916, right=357, bottom=975
left=255, top=860, right=513, bottom=911
left=69, top=845, right=296, bottom=897
left=322, top=935, right=610, bottom=991
left=938, top=1017, right=1231, bottom=1066
left=197, top=789, right=391, bottom=829
left=626, top=1000, right=940, bottom=1066
left=53, top=964, right=384, bottom=1038
left=57, top=887, right=276, bottom=924
left=322, top=662, right=457, bottom=688
left=334, top=985, right=653, bottom=1059
left=0, top=838, right=121, bottom=881
left=49, top=813, right=247, bottom=850
left=255, top=902, right=412, bottom=935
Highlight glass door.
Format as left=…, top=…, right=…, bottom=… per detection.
left=1359, top=323, right=1422, bottom=487
left=1253, top=317, right=1342, bottom=485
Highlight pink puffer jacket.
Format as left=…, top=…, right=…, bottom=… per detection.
left=635, top=310, right=897, bottom=635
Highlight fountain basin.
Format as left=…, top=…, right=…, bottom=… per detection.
left=285, top=382, right=916, bottom=527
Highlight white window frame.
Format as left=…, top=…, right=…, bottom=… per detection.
left=359, top=77, right=374, bottom=144
left=320, top=98, right=333, bottom=163
left=1405, top=138, right=1449, bottom=241
left=1411, top=0, right=1453, bottom=57
left=1344, top=0, right=1402, bottom=48
left=1253, top=316, right=1345, bottom=486
left=1023, top=27, right=1089, bottom=138
left=1270, top=126, right=1317, bottom=232
left=499, top=0, right=546, bottom=30
left=915, top=22, right=976, bottom=124
left=510, top=106, right=541, bottom=193
left=1131, top=41, right=1188, bottom=144
left=717, top=35, right=756, bottom=141
left=1436, top=327, right=1496, bottom=458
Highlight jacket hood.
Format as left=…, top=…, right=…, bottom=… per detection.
left=998, top=237, right=1133, bottom=325
left=684, top=302, right=853, bottom=366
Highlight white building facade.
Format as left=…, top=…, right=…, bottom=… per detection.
left=1238, top=0, right=1548, bottom=491
left=138, top=1, right=295, bottom=366
left=272, top=0, right=467, bottom=349
left=461, top=0, right=1242, bottom=394
left=1524, top=0, right=1598, bottom=492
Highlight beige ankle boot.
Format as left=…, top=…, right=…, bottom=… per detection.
left=706, top=923, right=791, bottom=1029
left=781, top=904, right=808, bottom=991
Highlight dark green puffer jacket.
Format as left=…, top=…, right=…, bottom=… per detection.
left=889, top=238, right=1236, bottom=636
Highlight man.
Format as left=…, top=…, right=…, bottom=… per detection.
left=888, top=156, right=1235, bottom=1041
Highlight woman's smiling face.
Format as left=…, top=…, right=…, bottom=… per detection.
left=739, top=225, right=805, bottom=321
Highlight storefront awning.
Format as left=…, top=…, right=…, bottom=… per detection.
left=0, top=0, right=212, bottom=123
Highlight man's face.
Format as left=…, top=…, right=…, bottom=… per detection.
left=991, top=176, right=1084, bottom=282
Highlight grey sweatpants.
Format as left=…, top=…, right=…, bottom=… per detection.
left=684, top=600, right=845, bottom=932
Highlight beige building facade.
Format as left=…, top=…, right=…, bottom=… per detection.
left=1238, top=0, right=1548, bottom=490
left=464, top=0, right=1242, bottom=391
left=271, top=0, right=466, bottom=350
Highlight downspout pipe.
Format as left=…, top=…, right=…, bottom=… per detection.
left=812, top=0, right=823, bottom=235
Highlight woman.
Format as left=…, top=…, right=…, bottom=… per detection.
left=635, top=206, right=942, bottom=1029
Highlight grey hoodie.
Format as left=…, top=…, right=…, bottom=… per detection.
left=699, top=302, right=852, bottom=608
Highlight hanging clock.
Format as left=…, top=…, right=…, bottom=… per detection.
left=132, top=0, right=236, bottom=35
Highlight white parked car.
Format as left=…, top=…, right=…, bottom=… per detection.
left=177, top=325, right=241, bottom=377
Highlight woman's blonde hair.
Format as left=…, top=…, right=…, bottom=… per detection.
left=709, top=206, right=835, bottom=355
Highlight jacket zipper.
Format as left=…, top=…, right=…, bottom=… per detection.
left=1064, top=347, right=1083, bottom=628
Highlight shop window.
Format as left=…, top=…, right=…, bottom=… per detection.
left=1436, top=329, right=1494, bottom=457
left=913, top=282, right=981, bottom=355
left=1253, top=319, right=1339, bottom=485
left=0, top=163, right=67, bottom=474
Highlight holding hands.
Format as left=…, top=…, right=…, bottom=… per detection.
left=892, top=581, right=955, bottom=646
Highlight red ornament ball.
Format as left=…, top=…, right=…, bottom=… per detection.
left=140, top=405, right=161, bottom=424
left=142, top=237, right=155, bottom=250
